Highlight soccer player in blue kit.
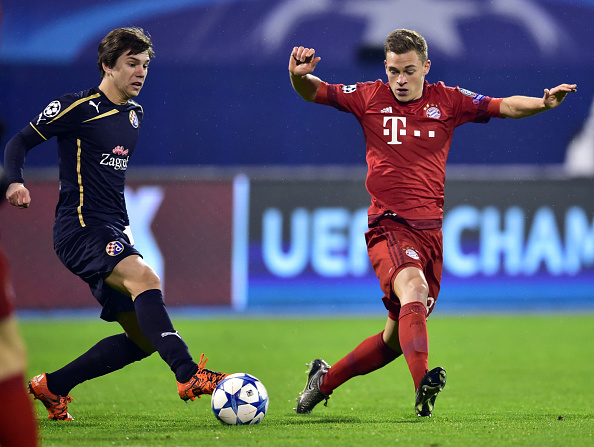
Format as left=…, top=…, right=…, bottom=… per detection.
left=3, top=27, right=228, bottom=420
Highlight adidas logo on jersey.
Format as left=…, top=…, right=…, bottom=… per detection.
left=381, top=107, right=393, bottom=113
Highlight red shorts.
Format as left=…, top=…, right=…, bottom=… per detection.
left=366, top=219, right=443, bottom=317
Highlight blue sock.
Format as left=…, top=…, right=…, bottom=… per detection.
left=133, top=289, right=198, bottom=382
left=47, top=333, right=150, bottom=396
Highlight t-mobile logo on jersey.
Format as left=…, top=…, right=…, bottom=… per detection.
left=383, top=116, right=436, bottom=145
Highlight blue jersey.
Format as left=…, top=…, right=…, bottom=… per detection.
left=4, top=87, right=145, bottom=319
left=27, top=87, right=143, bottom=239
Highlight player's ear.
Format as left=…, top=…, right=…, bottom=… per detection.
left=423, top=59, right=431, bottom=76
left=102, top=62, right=113, bottom=76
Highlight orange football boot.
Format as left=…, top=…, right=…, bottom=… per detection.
left=177, top=353, right=229, bottom=401
left=28, top=373, right=74, bottom=421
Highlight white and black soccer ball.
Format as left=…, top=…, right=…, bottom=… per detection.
left=211, top=373, right=269, bottom=425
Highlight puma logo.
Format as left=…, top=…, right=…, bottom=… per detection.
left=89, top=100, right=101, bottom=113
left=161, top=331, right=182, bottom=340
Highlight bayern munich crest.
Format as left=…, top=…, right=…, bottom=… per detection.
left=425, top=106, right=441, bottom=119
left=129, top=110, right=139, bottom=128
left=106, top=241, right=125, bottom=256
left=405, top=248, right=420, bottom=260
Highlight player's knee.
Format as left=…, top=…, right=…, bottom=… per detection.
left=140, top=268, right=161, bottom=290
left=404, top=278, right=429, bottom=303
left=125, top=267, right=162, bottom=297
left=395, top=279, right=428, bottom=306
left=393, top=267, right=428, bottom=304
left=410, top=281, right=428, bottom=301
left=131, top=261, right=161, bottom=288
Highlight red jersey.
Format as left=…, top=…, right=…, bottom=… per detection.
left=315, top=80, right=502, bottom=227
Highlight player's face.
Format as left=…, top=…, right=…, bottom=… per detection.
left=384, top=50, right=430, bottom=102
left=102, top=50, right=151, bottom=104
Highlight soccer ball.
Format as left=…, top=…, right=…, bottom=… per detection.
left=211, top=373, right=269, bottom=425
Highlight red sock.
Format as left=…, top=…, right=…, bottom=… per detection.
left=320, top=331, right=400, bottom=395
left=398, top=302, right=429, bottom=390
left=0, top=374, right=39, bottom=447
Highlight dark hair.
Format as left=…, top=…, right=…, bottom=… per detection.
left=384, top=29, right=428, bottom=62
left=97, top=27, right=155, bottom=78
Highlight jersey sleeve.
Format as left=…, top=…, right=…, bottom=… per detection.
left=29, top=95, right=82, bottom=140
left=449, top=84, right=503, bottom=126
left=3, top=93, right=84, bottom=184
left=3, top=126, right=45, bottom=184
left=315, top=80, right=377, bottom=119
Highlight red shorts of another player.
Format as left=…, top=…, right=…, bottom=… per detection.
left=365, top=218, right=443, bottom=318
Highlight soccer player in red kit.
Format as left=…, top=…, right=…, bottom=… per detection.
left=290, top=29, right=576, bottom=417
left=0, top=246, right=39, bottom=447
left=0, top=167, right=39, bottom=446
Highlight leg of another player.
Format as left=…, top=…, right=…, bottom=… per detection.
left=105, top=255, right=199, bottom=383
left=393, top=266, right=429, bottom=390
left=0, top=318, right=39, bottom=446
left=0, top=245, right=39, bottom=442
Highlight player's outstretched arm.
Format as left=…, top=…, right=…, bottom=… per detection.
left=499, top=83, right=577, bottom=119
left=289, top=46, right=322, bottom=102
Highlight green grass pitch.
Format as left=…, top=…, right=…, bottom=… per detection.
left=19, top=314, right=594, bottom=447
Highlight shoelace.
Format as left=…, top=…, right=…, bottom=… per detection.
left=181, top=353, right=227, bottom=399
left=47, top=395, right=73, bottom=418
left=197, top=352, right=209, bottom=369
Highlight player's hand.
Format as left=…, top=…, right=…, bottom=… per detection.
left=6, top=183, right=31, bottom=208
left=289, top=46, right=321, bottom=77
left=543, top=83, right=577, bottom=109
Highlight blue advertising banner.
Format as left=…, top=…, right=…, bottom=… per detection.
left=241, top=175, right=594, bottom=313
